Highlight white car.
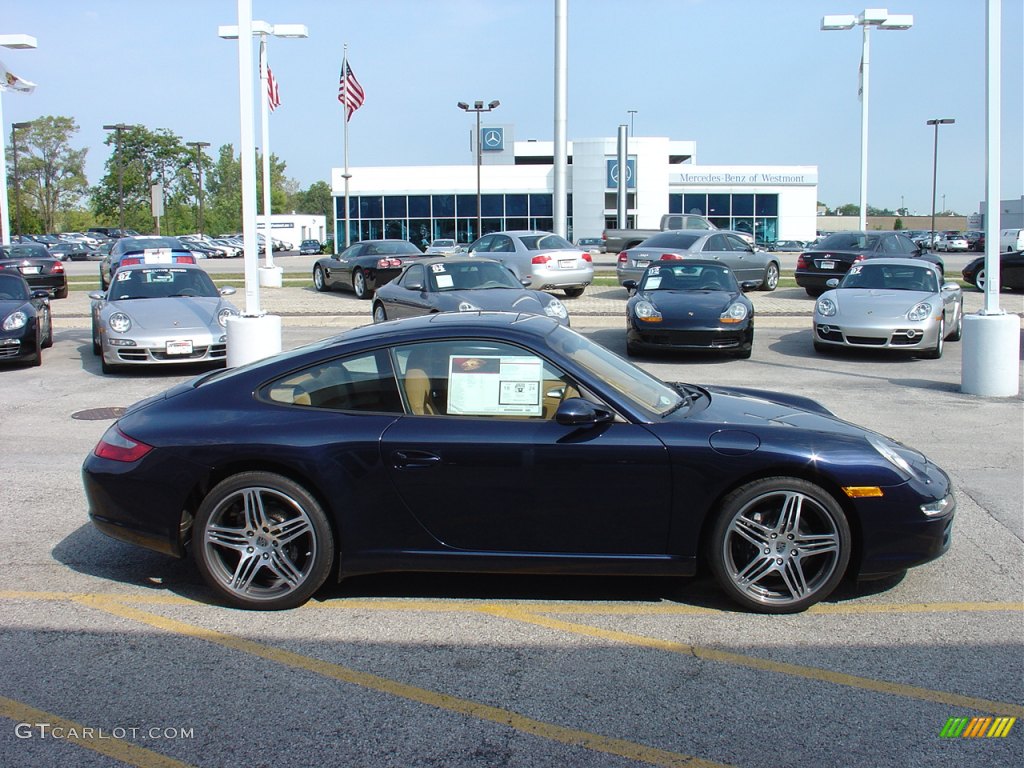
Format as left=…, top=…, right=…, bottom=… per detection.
left=424, top=238, right=462, bottom=256
left=936, top=234, right=968, bottom=252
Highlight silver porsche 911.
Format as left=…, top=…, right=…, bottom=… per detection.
left=813, top=258, right=963, bottom=359
left=90, top=263, right=239, bottom=373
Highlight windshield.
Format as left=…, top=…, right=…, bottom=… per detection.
left=640, top=263, right=738, bottom=292
left=0, top=244, right=50, bottom=260
left=0, top=274, right=31, bottom=300
left=429, top=261, right=520, bottom=291
left=546, top=325, right=684, bottom=417
left=813, top=233, right=880, bottom=251
left=364, top=242, right=421, bottom=256
left=109, top=267, right=219, bottom=300
left=518, top=233, right=574, bottom=251
left=840, top=263, right=938, bottom=292
left=637, top=231, right=702, bottom=250
left=430, top=239, right=455, bottom=248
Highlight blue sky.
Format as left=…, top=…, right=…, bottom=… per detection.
left=3, top=0, right=1021, bottom=216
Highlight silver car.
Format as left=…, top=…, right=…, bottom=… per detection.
left=616, top=230, right=781, bottom=291
left=813, top=258, right=963, bottom=359
left=424, top=238, right=462, bottom=256
left=90, top=263, right=239, bottom=374
left=466, top=230, right=593, bottom=297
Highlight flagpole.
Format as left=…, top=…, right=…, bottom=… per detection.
left=342, top=43, right=351, bottom=249
left=258, top=35, right=281, bottom=286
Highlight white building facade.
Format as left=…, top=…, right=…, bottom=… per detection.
left=331, top=134, right=818, bottom=248
left=254, top=214, right=327, bottom=251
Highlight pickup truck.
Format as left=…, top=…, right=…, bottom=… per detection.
left=602, top=213, right=717, bottom=254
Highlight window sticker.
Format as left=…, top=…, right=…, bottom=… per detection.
left=848, top=265, right=863, bottom=275
left=435, top=274, right=454, bottom=289
left=431, top=263, right=447, bottom=273
left=447, top=355, right=543, bottom=416
left=645, top=276, right=663, bottom=289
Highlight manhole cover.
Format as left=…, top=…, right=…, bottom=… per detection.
left=72, top=407, right=126, bottom=421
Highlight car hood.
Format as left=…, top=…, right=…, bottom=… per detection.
left=103, top=297, right=230, bottom=330
left=819, top=289, right=935, bottom=320
left=638, top=289, right=740, bottom=315
left=694, top=384, right=870, bottom=438
left=0, top=298, right=33, bottom=316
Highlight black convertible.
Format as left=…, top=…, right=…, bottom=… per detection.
left=312, top=239, right=427, bottom=299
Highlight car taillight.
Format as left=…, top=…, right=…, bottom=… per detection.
left=94, top=427, right=153, bottom=463
left=531, top=254, right=552, bottom=265
left=50, top=261, right=65, bottom=274
left=580, top=252, right=592, bottom=262
left=618, top=252, right=629, bottom=264
left=853, top=255, right=866, bottom=263
left=173, top=254, right=196, bottom=264
left=121, top=257, right=141, bottom=267
left=659, top=253, right=685, bottom=261
left=796, top=255, right=808, bottom=269
left=376, top=258, right=403, bottom=268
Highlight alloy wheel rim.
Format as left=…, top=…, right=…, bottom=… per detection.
left=203, top=486, right=317, bottom=601
left=722, top=490, right=841, bottom=606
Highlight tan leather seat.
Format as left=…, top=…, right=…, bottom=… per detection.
left=404, top=368, right=439, bottom=415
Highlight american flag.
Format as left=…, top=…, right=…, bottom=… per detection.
left=337, top=60, right=365, bottom=122
left=267, top=66, right=281, bottom=112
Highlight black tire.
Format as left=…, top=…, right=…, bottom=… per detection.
left=100, top=356, right=120, bottom=374
left=733, top=346, right=752, bottom=360
left=372, top=303, right=387, bottom=324
left=352, top=268, right=370, bottom=300
left=193, top=471, right=335, bottom=611
left=760, top=262, right=780, bottom=291
left=948, top=304, right=963, bottom=342
left=812, top=339, right=830, bottom=354
left=28, top=332, right=42, bottom=367
left=974, top=269, right=986, bottom=292
left=91, top=320, right=101, bottom=356
left=41, top=309, right=54, bottom=349
left=707, top=477, right=851, bottom=613
left=564, top=287, right=585, bottom=298
left=919, top=318, right=944, bottom=359
left=54, top=286, right=68, bottom=299
left=312, top=265, right=328, bottom=293
left=805, top=287, right=824, bottom=298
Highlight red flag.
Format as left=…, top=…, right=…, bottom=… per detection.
left=267, top=66, right=281, bottom=112
left=337, top=60, right=365, bottom=122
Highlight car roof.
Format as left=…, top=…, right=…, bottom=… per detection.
left=852, top=258, right=941, bottom=271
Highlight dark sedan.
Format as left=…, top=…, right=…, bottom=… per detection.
left=100, top=236, right=197, bottom=290
left=0, top=273, right=53, bottom=366
left=0, top=242, right=68, bottom=299
left=49, top=241, right=103, bottom=262
left=795, top=232, right=943, bottom=297
left=83, top=312, right=954, bottom=614
left=961, top=250, right=1024, bottom=292
left=313, top=239, right=426, bottom=299
left=371, top=257, right=569, bottom=326
left=623, top=261, right=755, bottom=358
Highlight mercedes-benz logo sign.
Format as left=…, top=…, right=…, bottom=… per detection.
left=484, top=130, right=502, bottom=148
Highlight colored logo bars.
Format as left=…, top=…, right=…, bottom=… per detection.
left=940, top=717, right=1016, bottom=739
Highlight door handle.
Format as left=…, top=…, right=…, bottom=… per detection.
left=392, top=450, right=441, bottom=469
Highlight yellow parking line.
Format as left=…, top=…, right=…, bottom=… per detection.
left=0, top=696, right=195, bottom=768
left=477, top=605, right=1024, bottom=718
left=75, top=596, right=732, bottom=768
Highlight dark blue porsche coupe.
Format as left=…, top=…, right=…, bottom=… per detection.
left=82, top=312, right=954, bottom=613
left=623, top=260, right=755, bottom=358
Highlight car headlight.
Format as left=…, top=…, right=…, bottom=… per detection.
left=217, top=308, right=239, bottom=327
left=867, top=434, right=914, bottom=478
left=816, top=298, right=837, bottom=317
left=108, top=312, right=132, bottom=333
left=633, top=300, right=662, bottom=322
left=907, top=302, right=933, bottom=322
left=544, top=298, right=568, bottom=319
left=720, top=302, right=748, bottom=323
left=457, top=301, right=480, bottom=312
left=2, top=310, right=28, bottom=331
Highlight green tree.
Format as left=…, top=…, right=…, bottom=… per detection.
left=291, top=180, right=333, bottom=218
left=893, top=218, right=903, bottom=230
left=203, top=144, right=242, bottom=236
left=836, top=203, right=860, bottom=217
left=8, top=117, right=89, bottom=234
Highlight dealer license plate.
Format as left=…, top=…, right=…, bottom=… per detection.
left=165, top=340, right=194, bottom=356
left=19, top=266, right=40, bottom=275
left=819, top=260, right=835, bottom=270
left=635, top=259, right=650, bottom=268
left=558, top=259, right=576, bottom=269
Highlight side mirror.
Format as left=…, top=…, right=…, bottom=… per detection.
left=219, top=286, right=237, bottom=296
left=554, top=397, right=614, bottom=426
left=406, top=279, right=424, bottom=292
left=88, top=291, right=105, bottom=301
left=622, top=280, right=638, bottom=292
left=31, top=290, right=50, bottom=300
left=941, top=282, right=960, bottom=293
left=825, top=278, right=840, bottom=288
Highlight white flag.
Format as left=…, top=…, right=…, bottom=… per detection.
left=0, top=59, right=36, bottom=93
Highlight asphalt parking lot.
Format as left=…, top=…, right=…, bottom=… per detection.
left=1, top=273, right=1022, bottom=768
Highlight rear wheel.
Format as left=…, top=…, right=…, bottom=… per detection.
left=760, top=262, right=780, bottom=291
left=352, top=268, right=370, bottom=300
left=708, top=477, right=851, bottom=613
left=54, top=286, right=68, bottom=299
left=193, top=471, right=335, bottom=610
left=564, top=287, right=585, bottom=298
left=974, top=268, right=986, bottom=291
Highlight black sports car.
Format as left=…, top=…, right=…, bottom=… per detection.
left=0, top=273, right=54, bottom=366
left=795, top=232, right=943, bottom=297
left=83, top=312, right=954, bottom=614
left=623, top=261, right=755, bottom=358
left=0, top=242, right=68, bottom=299
left=371, top=257, right=569, bottom=326
left=313, top=239, right=427, bottom=299
left=961, top=250, right=1024, bottom=292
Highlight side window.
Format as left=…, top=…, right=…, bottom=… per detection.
left=399, top=264, right=425, bottom=288
left=264, top=349, right=403, bottom=413
left=881, top=236, right=902, bottom=254
left=470, top=235, right=493, bottom=253
left=725, top=234, right=752, bottom=252
left=897, top=235, right=916, bottom=253
left=393, top=340, right=581, bottom=419
left=489, top=235, right=514, bottom=253
left=703, top=234, right=728, bottom=252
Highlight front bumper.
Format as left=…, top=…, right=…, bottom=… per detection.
left=627, top=321, right=752, bottom=352
left=813, top=317, right=941, bottom=350
left=101, top=330, right=228, bottom=366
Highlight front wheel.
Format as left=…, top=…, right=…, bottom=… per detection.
left=920, top=318, right=944, bottom=359
left=352, top=268, right=370, bottom=300
left=372, top=303, right=387, bottom=323
left=312, top=265, right=328, bottom=292
left=948, top=304, right=963, bottom=342
left=708, top=477, right=851, bottom=613
left=760, top=262, right=780, bottom=291
left=193, top=472, right=335, bottom=610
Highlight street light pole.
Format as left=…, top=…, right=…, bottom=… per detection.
left=457, top=99, right=500, bottom=241
left=927, top=116, right=954, bottom=245
left=11, top=121, right=31, bottom=238
left=103, top=123, right=131, bottom=232
left=186, top=141, right=210, bottom=235
left=822, top=9, right=913, bottom=231
left=627, top=109, right=637, bottom=136
left=0, top=32, right=37, bottom=246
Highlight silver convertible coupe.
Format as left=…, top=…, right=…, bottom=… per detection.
left=813, top=258, right=963, bottom=358
left=90, top=263, right=239, bottom=373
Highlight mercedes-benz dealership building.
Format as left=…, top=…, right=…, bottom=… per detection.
left=331, top=132, right=818, bottom=248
